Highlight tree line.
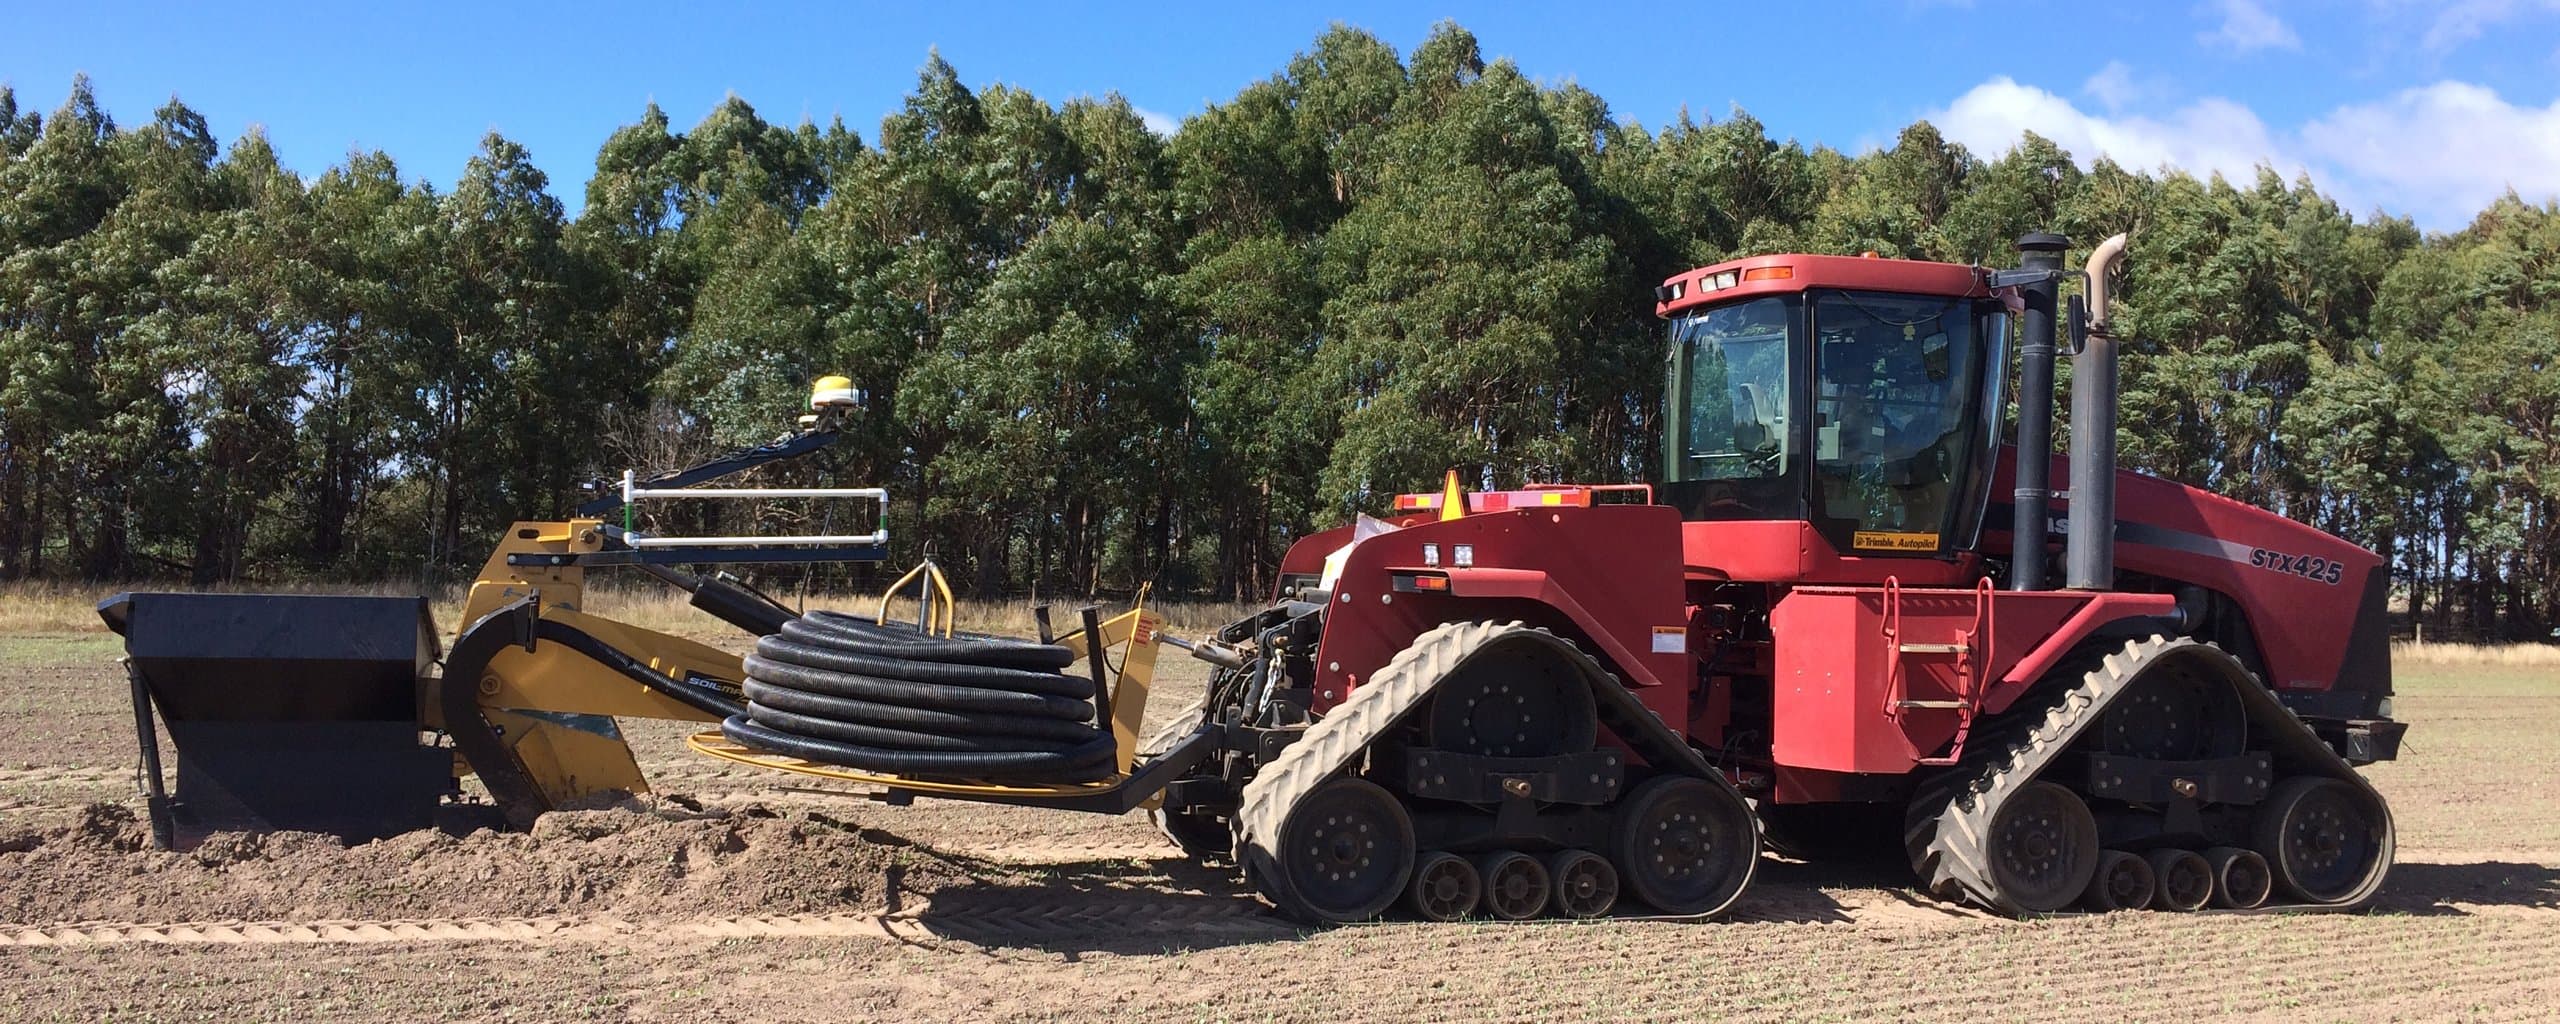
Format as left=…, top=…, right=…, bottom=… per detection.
left=2, top=24, right=2554, bottom=638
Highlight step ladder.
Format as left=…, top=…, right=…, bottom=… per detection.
left=1880, top=576, right=1996, bottom=766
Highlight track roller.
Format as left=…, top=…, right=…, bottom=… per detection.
left=2205, top=846, right=2271, bottom=909
left=2147, top=848, right=2213, bottom=912
left=1610, top=775, right=1759, bottom=915
left=1262, top=777, right=1416, bottom=923
left=1966, top=780, right=2100, bottom=915
left=2081, top=849, right=2157, bottom=911
left=1478, top=850, right=1552, bottom=921
left=1406, top=851, right=1482, bottom=922
left=2255, top=776, right=2392, bottom=905
left=1547, top=849, right=1620, bottom=919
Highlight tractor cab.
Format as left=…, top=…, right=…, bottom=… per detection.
left=1655, top=255, right=2014, bottom=559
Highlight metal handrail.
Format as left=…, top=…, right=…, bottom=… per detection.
left=617, top=469, right=889, bottom=550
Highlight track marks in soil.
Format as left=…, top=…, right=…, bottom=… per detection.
left=0, top=900, right=1287, bottom=950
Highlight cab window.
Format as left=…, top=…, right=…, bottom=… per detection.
left=1809, top=290, right=1997, bottom=555
left=1662, top=295, right=1801, bottom=520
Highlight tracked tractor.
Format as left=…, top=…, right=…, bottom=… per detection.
left=1133, top=231, right=2402, bottom=920
left=106, top=232, right=2402, bottom=924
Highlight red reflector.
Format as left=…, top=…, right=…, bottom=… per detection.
left=1414, top=576, right=1449, bottom=591
left=1742, top=266, right=1794, bottom=282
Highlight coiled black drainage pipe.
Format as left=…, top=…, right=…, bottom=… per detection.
left=723, top=611, right=1117, bottom=783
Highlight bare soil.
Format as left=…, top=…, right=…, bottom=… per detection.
left=0, top=798, right=978, bottom=925
left=3, top=633, right=2557, bottom=1023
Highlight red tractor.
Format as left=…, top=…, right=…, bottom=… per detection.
left=1149, top=232, right=2403, bottom=921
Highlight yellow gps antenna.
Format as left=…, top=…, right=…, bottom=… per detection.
left=809, top=375, right=858, bottom=410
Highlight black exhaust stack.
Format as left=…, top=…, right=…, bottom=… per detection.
left=2008, top=233, right=2069, bottom=591
left=2067, top=233, right=2131, bottom=590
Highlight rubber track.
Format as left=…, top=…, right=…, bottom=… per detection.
left=1234, top=621, right=1503, bottom=915
left=1905, top=633, right=2394, bottom=916
left=1233, top=620, right=1543, bottom=921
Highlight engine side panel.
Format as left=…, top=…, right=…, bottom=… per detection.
left=2106, top=472, right=2385, bottom=698
left=1309, top=505, right=1694, bottom=729
left=1987, top=452, right=2387, bottom=701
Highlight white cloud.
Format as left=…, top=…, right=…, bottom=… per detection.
left=2299, top=82, right=2560, bottom=223
left=2198, top=0, right=2303, bottom=53
left=1932, top=76, right=2309, bottom=184
left=1929, top=74, right=2560, bottom=229
left=1132, top=106, right=1180, bottom=137
left=2081, top=60, right=2145, bottom=112
left=2416, top=0, right=2560, bottom=54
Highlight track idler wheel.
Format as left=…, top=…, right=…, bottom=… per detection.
left=1422, top=637, right=1600, bottom=757
left=2081, top=849, right=2158, bottom=911
left=1478, top=850, right=1552, bottom=921
left=2146, top=848, right=2214, bottom=912
left=1264, top=778, right=1416, bottom=923
left=1547, top=849, right=1620, bottom=919
left=2255, top=776, right=2393, bottom=905
left=2096, top=657, right=2247, bottom=760
left=1610, top=775, right=1758, bottom=916
left=2205, top=846, right=2272, bottom=909
left=1406, top=851, right=1482, bottom=922
left=1983, top=781, right=2100, bottom=914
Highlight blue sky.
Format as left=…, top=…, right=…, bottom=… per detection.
left=5, top=1, right=2556, bottom=230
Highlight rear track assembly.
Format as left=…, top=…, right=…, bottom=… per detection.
left=1905, top=634, right=2394, bottom=916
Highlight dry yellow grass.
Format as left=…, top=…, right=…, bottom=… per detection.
left=4, top=580, right=448, bottom=634
left=0, top=580, right=1257, bottom=642
left=2393, top=639, right=2560, bottom=668
left=20, top=580, right=2558, bottom=667
left=0, top=582, right=117, bottom=634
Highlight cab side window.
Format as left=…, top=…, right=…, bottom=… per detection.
left=1810, top=291, right=1980, bottom=554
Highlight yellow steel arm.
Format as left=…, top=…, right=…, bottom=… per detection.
left=440, top=518, right=748, bottom=810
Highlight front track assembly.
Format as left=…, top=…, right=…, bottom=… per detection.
left=1234, top=620, right=1759, bottom=924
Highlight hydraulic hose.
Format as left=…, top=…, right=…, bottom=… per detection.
left=725, top=611, right=1116, bottom=783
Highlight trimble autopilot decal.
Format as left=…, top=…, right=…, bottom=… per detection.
left=2249, top=548, right=2346, bottom=586
left=1852, top=530, right=1941, bottom=552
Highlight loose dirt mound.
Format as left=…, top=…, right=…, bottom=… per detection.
left=0, top=799, right=972, bottom=925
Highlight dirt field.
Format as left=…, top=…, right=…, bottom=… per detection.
left=4, top=626, right=2558, bottom=1023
